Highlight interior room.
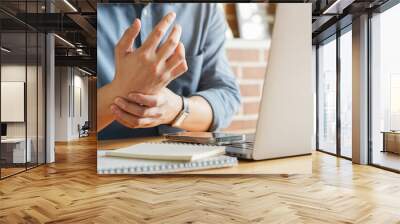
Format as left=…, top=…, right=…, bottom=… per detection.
left=315, top=0, right=400, bottom=171
left=0, top=0, right=399, bottom=223
left=0, top=7, right=46, bottom=177
left=0, top=0, right=96, bottom=179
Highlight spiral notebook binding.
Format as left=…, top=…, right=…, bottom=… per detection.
left=98, top=156, right=238, bottom=174
left=149, top=141, right=215, bottom=147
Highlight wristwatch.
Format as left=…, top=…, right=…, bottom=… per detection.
left=171, top=96, right=189, bottom=128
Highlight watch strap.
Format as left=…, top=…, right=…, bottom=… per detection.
left=171, top=96, right=189, bottom=128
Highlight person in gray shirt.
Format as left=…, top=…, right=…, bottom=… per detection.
left=97, top=3, right=241, bottom=139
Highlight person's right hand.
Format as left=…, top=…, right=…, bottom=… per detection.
left=112, top=12, right=188, bottom=96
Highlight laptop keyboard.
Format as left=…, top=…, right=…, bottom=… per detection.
left=226, top=133, right=255, bottom=149
left=224, top=141, right=254, bottom=150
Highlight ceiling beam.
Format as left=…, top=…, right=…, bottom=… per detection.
left=55, top=55, right=96, bottom=73
left=67, top=13, right=96, bottom=46
left=322, top=0, right=356, bottom=14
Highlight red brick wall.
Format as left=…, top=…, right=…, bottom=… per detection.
left=223, top=40, right=269, bottom=133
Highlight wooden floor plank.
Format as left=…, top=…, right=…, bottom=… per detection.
left=0, top=136, right=399, bottom=223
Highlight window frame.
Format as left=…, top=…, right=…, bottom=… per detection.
left=315, top=24, right=353, bottom=161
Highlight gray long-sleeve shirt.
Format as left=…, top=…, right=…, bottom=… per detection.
left=97, top=3, right=241, bottom=140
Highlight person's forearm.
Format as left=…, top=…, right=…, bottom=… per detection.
left=97, top=80, right=125, bottom=132
left=178, top=96, right=213, bottom=132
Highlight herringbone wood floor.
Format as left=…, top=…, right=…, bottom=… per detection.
left=1, top=136, right=400, bottom=224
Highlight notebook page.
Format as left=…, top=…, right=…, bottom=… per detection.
left=104, top=142, right=226, bottom=161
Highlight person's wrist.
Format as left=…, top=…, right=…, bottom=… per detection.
left=165, top=91, right=183, bottom=125
left=110, top=75, right=130, bottom=98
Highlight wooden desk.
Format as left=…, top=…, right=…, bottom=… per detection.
left=1, top=138, right=31, bottom=164
left=382, top=131, right=400, bottom=154
left=97, top=137, right=312, bottom=174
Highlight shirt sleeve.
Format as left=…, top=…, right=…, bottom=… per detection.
left=191, top=4, right=241, bottom=131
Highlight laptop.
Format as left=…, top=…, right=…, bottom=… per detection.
left=224, top=4, right=314, bottom=160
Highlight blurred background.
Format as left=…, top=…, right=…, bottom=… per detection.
left=221, top=3, right=274, bottom=133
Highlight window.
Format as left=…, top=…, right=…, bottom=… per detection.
left=316, top=26, right=353, bottom=159
left=340, top=29, right=352, bottom=158
left=317, top=37, right=337, bottom=154
left=371, top=3, right=400, bottom=171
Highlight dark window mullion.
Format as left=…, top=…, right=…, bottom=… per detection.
left=44, top=0, right=48, bottom=164
left=367, top=11, right=373, bottom=165
left=316, top=44, right=320, bottom=150
left=25, top=0, right=28, bottom=171
left=36, top=0, right=39, bottom=167
left=336, top=29, right=341, bottom=157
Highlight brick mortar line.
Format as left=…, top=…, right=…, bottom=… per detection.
left=241, top=97, right=262, bottom=102
left=238, top=80, right=265, bottom=85
left=233, top=115, right=259, bottom=120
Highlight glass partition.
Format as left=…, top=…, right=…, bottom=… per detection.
left=27, top=31, right=38, bottom=169
left=0, top=1, right=46, bottom=179
left=37, top=32, right=45, bottom=165
left=317, top=37, right=337, bottom=154
left=1, top=30, right=28, bottom=177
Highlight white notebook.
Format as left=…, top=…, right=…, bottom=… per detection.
left=104, top=142, right=226, bottom=161
left=97, top=150, right=238, bottom=174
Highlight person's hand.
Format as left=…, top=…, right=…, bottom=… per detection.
left=113, top=12, right=188, bottom=96
left=110, top=88, right=183, bottom=129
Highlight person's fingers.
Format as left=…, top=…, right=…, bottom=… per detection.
left=114, top=115, right=137, bottom=129
left=156, top=25, right=182, bottom=62
left=165, top=42, right=186, bottom=72
left=127, top=93, right=165, bottom=108
left=111, top=104, right=154, bottom=128
left=170, top=60, right=188, bottom=79
left=140, top=12, right=176, bottom=52
left=115, top=19, right=141, bottom=57
left=114, top=97, right=162, bottom=118
left=111, top=104, right=138, bottom=128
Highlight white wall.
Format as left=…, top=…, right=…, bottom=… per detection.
left=1, top=65, right=41, bottom=138
left=1, top=65, right=25, bottom=138
left=54, top=67, right=89, bottom=141
left=72, top=73, right=89, bottom=138
left=55, top=67, right=69, bottom=141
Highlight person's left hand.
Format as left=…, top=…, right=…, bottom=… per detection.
left=110, top=88, right=183, bottom=129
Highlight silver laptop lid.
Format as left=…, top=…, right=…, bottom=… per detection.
left=252, top=3, right=314, bottom=160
